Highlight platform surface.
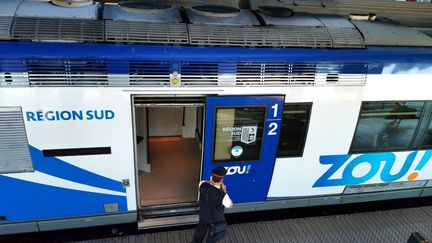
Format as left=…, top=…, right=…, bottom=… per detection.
left=74, top=205, right=432, bottom=243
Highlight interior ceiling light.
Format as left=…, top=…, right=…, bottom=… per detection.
left=191, top=4, right=240, bottom=18
left=257, top=6, right=294, bottom=18
left=119, top=0, right=171, bottom=14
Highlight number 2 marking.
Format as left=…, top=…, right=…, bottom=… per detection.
left=268, top=122, right=278, bottom=135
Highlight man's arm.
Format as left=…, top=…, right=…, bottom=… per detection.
left=222, top=194, right=233, bottom=208
left=221, top=183, right=233, bottom=208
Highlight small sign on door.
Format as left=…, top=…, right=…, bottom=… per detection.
left=241, top=126, right=257, bottom=144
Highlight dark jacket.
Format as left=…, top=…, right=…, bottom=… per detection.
left=198, top=182, right=226, bottom=223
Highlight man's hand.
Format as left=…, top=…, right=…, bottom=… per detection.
left=221, top=183, right=227, bottom=193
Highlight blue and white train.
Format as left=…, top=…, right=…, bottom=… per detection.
left=1, top=0, right=432, bottom=235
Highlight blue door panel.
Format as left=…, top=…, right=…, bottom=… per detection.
left=203, top=95, right=284, bottom=203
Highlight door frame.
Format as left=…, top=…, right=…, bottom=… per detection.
left=131, top=95, right=206, bottom=209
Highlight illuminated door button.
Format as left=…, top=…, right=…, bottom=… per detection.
left=231, top=146, right=243, bottom=157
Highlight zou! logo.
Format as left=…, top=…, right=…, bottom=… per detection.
left=225, top=165, right=252, bottom=175
left=313, top=150, right=432, bottom=188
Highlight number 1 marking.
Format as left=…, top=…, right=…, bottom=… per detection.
left=271, top=104, right=278, bottom=118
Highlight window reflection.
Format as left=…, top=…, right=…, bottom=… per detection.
left=350, top=101, right=424, bottom=153
left=421, top=119, right=432, bottom=149
left=277, top=104, right=311, bottom=157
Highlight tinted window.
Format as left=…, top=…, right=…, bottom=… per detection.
left=213, top=107, right=265, bottom=162
left=277, top=103, right=311, bottom=157
left=350, top=101, right=425, bottom=153
left=421, top=118, right=432, bottom=149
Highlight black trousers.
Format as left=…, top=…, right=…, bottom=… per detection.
left=191, top=219, right=216, bottom=243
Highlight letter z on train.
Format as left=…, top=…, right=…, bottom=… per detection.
left=313, top=150, right=432, bottom=188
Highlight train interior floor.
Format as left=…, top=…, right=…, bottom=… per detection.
left=139, top=137, right=201, bottom=207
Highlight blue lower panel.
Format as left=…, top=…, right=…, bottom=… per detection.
left=0, top=176, right=127, bottom=222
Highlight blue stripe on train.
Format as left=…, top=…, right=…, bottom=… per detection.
left=30, top=146, right=126, bottom=193
left=0, top=42, right=431, bottom=65
left=0, top=175, right=127, bottom=222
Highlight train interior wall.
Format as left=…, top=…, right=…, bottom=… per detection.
left=135, top=106, right=203, bottom=207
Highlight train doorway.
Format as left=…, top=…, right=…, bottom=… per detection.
left=133, top=97, right=204, bottom=208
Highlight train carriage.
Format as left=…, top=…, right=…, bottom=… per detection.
left=1, top=0, right=432, bottom=235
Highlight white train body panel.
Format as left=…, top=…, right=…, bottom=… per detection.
left=269, top=73, right=432, bottom=198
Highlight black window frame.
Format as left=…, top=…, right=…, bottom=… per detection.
left=276, top=102, right=312, bottom=158
left=212, top=105, right=267, bottom=163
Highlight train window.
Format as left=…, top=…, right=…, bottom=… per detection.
left=277, top=103, right=312, bottom=157
left=213, top=106, right=265, bottom=162
left=350, top=101, right=425, bottom=153
left=421, top=118, right=432, bottom=149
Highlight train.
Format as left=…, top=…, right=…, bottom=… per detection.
left=1, top=0, right=432, bottom=235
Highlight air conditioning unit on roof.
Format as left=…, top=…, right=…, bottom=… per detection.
left=15, top=0, right=100, bottom=19
left=52, top=0, right=93, bottom=8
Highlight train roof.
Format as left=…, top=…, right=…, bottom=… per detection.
left=0, top=0, right=432, bottom=48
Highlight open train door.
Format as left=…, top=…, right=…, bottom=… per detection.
left=203, top=95, right=285, bottom=203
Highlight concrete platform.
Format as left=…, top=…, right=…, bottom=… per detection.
left=74, top=205, right=432, bottom=243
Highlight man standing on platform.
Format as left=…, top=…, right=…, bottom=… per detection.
left=192, top=167, right=233, bottom=243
